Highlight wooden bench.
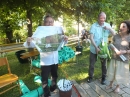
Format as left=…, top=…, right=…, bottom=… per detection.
left=0, top=42, right=26, bottom=56
left=66, top=36, right=82, bottom=46
left=20, top=50, right=39, bottom=59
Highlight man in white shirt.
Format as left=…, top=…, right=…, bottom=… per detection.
left=24, top=15, right=67, bottom=97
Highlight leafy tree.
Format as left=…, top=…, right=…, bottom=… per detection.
left=0, top=5, right=21, bottom=43
left=0, top=0, right=130, bottom=43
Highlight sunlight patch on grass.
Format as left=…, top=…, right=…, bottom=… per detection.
left=70, top=72, right=88, bottom=82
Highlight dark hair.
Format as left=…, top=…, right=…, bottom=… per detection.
left=43, top=15, right=54, bottom=24
left=121, top=20, right=130, bottom=34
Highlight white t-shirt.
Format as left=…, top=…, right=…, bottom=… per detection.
left=40, top=51, right=58, bottom=65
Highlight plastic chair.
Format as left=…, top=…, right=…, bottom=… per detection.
left=0, top=57, right=21, bottom=95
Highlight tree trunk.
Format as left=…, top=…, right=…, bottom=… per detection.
left=26, top=9, right=34, bottom=52
left=4, top=21, right=13, bottom=43
left=26, top=10, right=32, bottom=37
left=5, top=31, right=13, bottom=43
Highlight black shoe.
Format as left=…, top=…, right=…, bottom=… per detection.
left=87, top=78, right=92, bottom=83
left=101, top=79, right=106, bottom=85
left=50, top=85, right=57, bottom=92
left=43, top=92, right=51, bottom=97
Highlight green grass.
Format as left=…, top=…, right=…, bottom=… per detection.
left=0, top=43, right=102, bottom=97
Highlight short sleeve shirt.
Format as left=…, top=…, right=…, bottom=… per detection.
left=112, top=34, right=130, bottom=63
left=89, top=22, right=111, bottom=54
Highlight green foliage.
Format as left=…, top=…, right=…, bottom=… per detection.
left=65, top=28, right=77, bottom=36
left=0, top=0, right=130, bottom=43
left=62, top=14, right=77, bottom=36
left=13, top=29, right=27, bottom=42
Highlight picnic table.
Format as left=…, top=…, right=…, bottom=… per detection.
left=20, top=50, right=40, bottom=74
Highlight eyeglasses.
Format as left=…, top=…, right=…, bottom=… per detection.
left=45, top=21, right=54, bottom=24
left=122, top=26, right=126, bottom=28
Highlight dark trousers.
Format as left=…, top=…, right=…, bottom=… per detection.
left=88, top=52, right=107, bottom=80
left=41, top=64, right=58, bottom=97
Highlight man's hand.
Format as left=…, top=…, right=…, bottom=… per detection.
left=103, top=26, right=111, bottom=30
left=103, top=26, right=115, bottom=36
left=96, top=47, right=100, bottom=54
left=63, top=35, right=68, bottom=42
